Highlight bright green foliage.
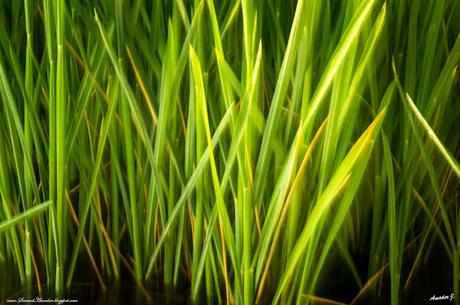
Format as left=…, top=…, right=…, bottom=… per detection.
left=0, top=0, right=459, bottom=305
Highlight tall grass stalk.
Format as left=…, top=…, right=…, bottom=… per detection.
left=0, top=1, right=459, bottom=305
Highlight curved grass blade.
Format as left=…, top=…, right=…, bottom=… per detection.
left=272, top=108, right=387, bottom=305
left=0, top=201, right=52, bottom=234
left=404, top=93, right=460, bottom=179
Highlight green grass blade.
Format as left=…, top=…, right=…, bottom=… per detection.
left=0, top=201, right=52, bottom=234
left=404, top=93, right=460, bottom=179
left=272, top=108, right=386, bottom=305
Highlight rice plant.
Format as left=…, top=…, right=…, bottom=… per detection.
left=0, top=0, right=459, bottom=304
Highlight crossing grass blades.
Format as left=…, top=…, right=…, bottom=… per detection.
left=0, top=0, right=459, bottom=304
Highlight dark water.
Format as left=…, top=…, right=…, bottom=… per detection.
left=0, top=239, right=456, bottom=305
left=0, top=253, right=205, bottom=305
left=0, top=281, right=198, bottom=305
left=0, top=262, right=198, bottom=305
left=307, top=237, right=455, bottom=305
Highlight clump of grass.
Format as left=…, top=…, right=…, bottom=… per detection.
left=0, top=1, right=459, bottom=305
